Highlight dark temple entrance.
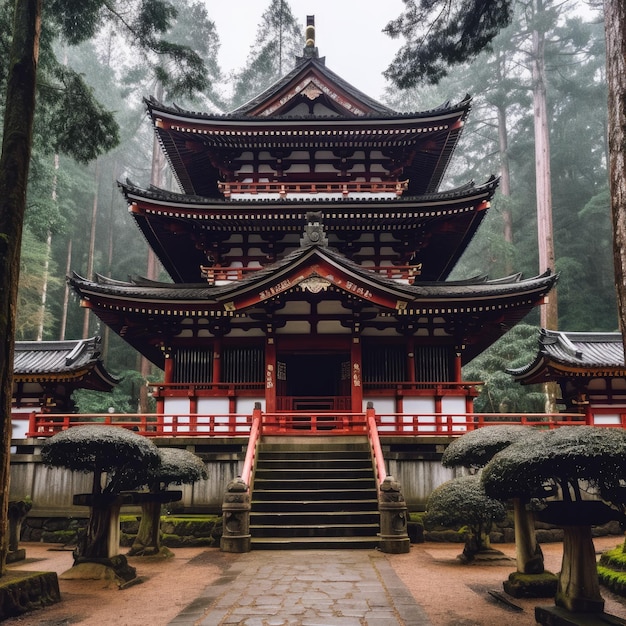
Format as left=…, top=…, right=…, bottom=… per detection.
left=277, top=353, right=351, bottom=411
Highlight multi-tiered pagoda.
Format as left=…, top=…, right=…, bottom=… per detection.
left=70, top=19, right=556, bottom=429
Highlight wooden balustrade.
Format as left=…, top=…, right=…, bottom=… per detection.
left=218, top=180, right=409, bottom=198
left=241, top=406, right=262, bottom=485
left=26, top=411, right=253, bottom=438
left=366, top=404, right=387, bottom=486
left=24, top=409, right=597, bottom=439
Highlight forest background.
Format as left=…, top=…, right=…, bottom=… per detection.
left=0, top=0, right=614, bottom=414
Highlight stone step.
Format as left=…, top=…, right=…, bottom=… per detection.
left=257, top=455, right=372, bottom=471
left=253, top=488, right=377, bottom=502
left=250, top=523, right=380, bottom=538
left=250, top=510, right=379, bottom=525
left=250, top=536, right=380, bottom=550
left=254, top=463, right=372, bottom=480
left=250, top=435, right=380, bottom=549
left=253, top=476, right=377, bottom=488
left=251, top=498, right=379, bottom=512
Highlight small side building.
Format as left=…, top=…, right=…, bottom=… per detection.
left=508, top=329, right=626, bottom=426
left=12, top=336, right=118, bottom=439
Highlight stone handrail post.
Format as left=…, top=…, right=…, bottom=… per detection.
left=378, top=475, right=410, bottom=554
left=220, top=476, right=251, bottom=553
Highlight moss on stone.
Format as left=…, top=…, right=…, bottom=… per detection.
left=160, top=533, right=216, bottom=548
left=598, top=564, right=626, bottom=597
left=503, top=570, right=558, bottom=598
left=41, top=529, right=79, bottom=544
left=599, top=546, right=626, bottom=571
left=0, top=571, right=61, bottom=620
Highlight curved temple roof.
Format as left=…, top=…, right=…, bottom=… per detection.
left=509, top=330, right=626, bottom=383
left=146, top=59, right=471, bottom=198
left=13, top=336, right=119, bottom=391
left=121, top=177, right=498, bottom=284
left=70, top=235, right=557, bottom=368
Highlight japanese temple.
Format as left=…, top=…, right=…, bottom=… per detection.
left=509, top=330, right=626, bottom=426
left=69, top=20, right=555, bottom=428
left=61, top=19, right=557, bottom=549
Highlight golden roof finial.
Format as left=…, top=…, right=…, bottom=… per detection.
left=305, top=15, right=315, bottom=48
left=301, top=15, right=319, bottom=59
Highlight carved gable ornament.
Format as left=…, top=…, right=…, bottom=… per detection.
left=298, top=276, right=331, bottom=294
left=260, top=76, right=366, bottom=117
left=301, top=81, right=323, bottom=101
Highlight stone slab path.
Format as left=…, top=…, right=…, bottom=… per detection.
left=169, top=549, right=432, bottom=626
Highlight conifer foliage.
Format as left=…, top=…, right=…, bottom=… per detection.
left=0, top=0, right=213, bottom=576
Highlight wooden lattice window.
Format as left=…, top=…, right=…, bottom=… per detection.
left=173, top=348, right=213, bottom=383
left=222, top=346, right=264, bottom=383
left=415, top=346, right=451, bottom=382
left=362, top=345, right=407, bottom=383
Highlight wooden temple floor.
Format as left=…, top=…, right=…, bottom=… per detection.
left=4, top=537, right=626, bottom=625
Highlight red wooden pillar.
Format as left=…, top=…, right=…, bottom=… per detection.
left=265, top=337, right=277, bottom=412
left=407, top=337, right=416, bottom=383
left=212, top=339, right=221, bottom=388
left=351, top=337, right=363, bottom=413
left=455, top=346, right=475, bottom=422
left=157, top=354, right=174, bottom=414
left=453, top=347, right=463, bottom=382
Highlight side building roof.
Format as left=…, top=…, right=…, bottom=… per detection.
left=508, top=329, right=626, bottom=383
left=13, top=336, right=119, bottom=391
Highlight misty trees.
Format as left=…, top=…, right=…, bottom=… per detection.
left=383, top=0, right=626, bottom=342
left=230, top=0, right=302, bottom=108
left=0, top=0, right=214, bottom=576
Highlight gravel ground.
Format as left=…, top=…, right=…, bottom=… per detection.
left=3, top=536, right=626, bottom=625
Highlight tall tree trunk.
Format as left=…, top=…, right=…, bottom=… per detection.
left=59, top=238, right=72, bottom=340
left=605, top=0, right=626, bottom=349
left=37, top=156, right=58, bottom=341
left=0, top=0, right=41, bottom=576
left=83, top=159, right=100, bottom=338
left=532, top=2, right=557, bottom=331
left=496, top=103, right=513, bottom=275
left=36, top=229, right=52, bottom=340
left=532, top=0, right=558, bottom=415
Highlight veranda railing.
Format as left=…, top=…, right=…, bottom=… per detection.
left=24, top=409, right=606, bottom=439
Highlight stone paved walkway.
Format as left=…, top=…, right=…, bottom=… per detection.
left=169, top=549, right=432, bottom=626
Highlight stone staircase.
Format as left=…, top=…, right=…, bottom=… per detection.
left=249, top=436, right=380, bottom=549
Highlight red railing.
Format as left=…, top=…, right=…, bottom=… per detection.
left=241, top=406, right=262, bottom=485
left=24, top=409, right=603, bottom=439
left=26, top=411, right=253, bottom=438
left=374, top=412, right=589, bottom=435
left=260, top=411, right=368, bottom=434
left=366, top=405, right=387, bottom=485
left=218, top=180, right=409, bottom=198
